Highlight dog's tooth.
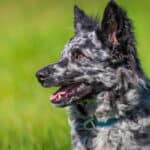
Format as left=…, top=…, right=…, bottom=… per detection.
left=77, top=83, right=85, bottom=92
left=58, top=94, right=62, bottom=100
left=80, top=83, right=85, bottom=88
left=79, top=83, right=85, bottom=90
left=59, top=91, right=66, bottom=96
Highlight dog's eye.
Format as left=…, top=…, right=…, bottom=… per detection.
left=72, top=51, right=85, bottom=61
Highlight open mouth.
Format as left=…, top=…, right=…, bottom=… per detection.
left=50, top=83, right=92, bottom=107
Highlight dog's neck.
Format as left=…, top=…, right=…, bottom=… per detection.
left=68, top=80, right=150, bottom=150
left=69, top=89, right=138, bottom=124
left=68, top=78, right=150, bottom=129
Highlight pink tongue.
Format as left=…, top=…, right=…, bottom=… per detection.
left=50, top=83, right=80, bottom=101
left=50, top=91, right=66, bottom=101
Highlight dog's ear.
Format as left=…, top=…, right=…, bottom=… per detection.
left=100, top=1, right=144, bottom=77
left=101, top=1, right=133, bottom=47
left=74, top=5, right=96, bottom=33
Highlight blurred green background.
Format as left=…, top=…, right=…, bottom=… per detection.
left=0, top=0, right=150, bottom=149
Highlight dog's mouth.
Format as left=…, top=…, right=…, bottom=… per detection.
left=50, top=83, right=92, bottom=107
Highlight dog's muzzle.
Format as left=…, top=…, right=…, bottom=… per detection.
left=36, top=65, right=57, bottom=87
left=36, top=64, right=93, bottom=107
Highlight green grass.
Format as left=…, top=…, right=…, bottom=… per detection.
left=0, top=0, right=150, bottom=149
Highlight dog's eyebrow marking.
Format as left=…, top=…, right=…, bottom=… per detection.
left=57, top=58, right=68, bottom=68
left=88, top=31, right=102, bottom=48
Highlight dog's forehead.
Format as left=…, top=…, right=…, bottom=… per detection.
left=62, top=31, right=102, bottom=55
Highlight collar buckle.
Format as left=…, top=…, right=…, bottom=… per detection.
left=83, top=118, right=96, bottom=130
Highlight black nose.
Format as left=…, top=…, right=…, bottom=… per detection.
left=36, top=68, right=49, bottom=81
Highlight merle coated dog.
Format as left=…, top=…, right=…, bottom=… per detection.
left=36, top=1, right=150, bottom=150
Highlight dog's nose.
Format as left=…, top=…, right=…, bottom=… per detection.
left=36, top=71, right=45, bottom=79
left=36, top=69, right=49, bottom=80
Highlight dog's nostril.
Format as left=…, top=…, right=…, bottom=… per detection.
left=36, top=66, right=53, bottom=81
left=36, top=71, right=47, bottom=79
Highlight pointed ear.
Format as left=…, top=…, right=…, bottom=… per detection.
left=74, top=5, right=96, bottom=33
left=101, top=1, right=133, bottom=46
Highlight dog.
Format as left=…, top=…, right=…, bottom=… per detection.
left=36, top=1, right=150, bottom=149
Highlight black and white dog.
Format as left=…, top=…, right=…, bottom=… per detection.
left=36, top=1, right=150, bottom=149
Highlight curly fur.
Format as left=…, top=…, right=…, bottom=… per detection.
left=36, top=1, right=150, bottom=149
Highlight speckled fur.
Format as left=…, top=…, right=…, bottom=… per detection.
left=36, top=1, right=150, bottom=150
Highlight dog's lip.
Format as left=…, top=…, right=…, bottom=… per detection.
left=39, top=78, right=74, bottom=88
left=49, top=83, right=92, bottom=106
left=50, top=83, right=80, bottom=100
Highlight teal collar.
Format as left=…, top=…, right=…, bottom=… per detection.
left=94, top=117, right=118, bottom=127
left=84, top=116, right=119, bottom=129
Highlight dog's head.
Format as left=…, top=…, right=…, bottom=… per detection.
left=36, top=1, right=143, bottom=107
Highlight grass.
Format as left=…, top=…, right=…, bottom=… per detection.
left=0, top=0, right=150, bottom=149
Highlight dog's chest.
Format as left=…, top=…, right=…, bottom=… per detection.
left=70, top=121, right=135, bottom=150
left=70, top=125, right=118, bottom=150
left=68, top=104, right=118, bottom=150
left=68, top=102, right=150, bottom=150
left=91, top=128, right=111, bottom=150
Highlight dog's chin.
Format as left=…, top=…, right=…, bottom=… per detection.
left=49, top=83, right=93, bottom=107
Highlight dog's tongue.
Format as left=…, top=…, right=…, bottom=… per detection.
left=50, top=91, right=66, bottom=101
left=50, top=83, right=81, bottom=102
